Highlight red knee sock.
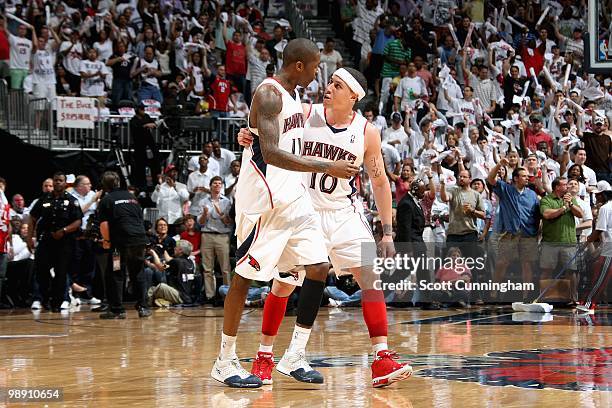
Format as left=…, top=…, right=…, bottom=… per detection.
left=361, top=289, right=388, bottom=338
left=261, top=293, right=289, bottom=336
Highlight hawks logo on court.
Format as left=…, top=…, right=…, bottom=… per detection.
left=415, top=348, right=612, bottom=392
left=241, top=347, right=611, bottom=392
left=247, top=255, right=261, bottom=271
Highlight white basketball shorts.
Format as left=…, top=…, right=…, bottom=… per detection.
left=234, top=194, right=328, bottom=282
left=275, top=205, right=375, bottom=286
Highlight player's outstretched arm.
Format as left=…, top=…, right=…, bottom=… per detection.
left=255, top=85, right=358, bottom=179
left=364, top=123, right=395, bottom=257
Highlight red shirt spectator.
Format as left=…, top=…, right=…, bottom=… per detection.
left=225, top=34, right=247, bottom=76
left=524, top=129, right=553, bottom=153
left=523, top=116, right=553, bottom=152
left=0, top=24, right=9, bottom=61
left=180, top=230, right=201, bottom=265
left=520, top=42, right=546, bottom=75
left=209, top=65, right=231, bottom=112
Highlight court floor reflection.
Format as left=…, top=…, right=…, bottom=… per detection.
left=0, top=306, right=609, bottom=407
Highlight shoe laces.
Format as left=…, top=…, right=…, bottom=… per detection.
left=230, top=359, right=251, bottom=378
left=376, top=350, right=400, bottom=361
left=286, top=351, right=313, bottom=371
left=255, top=352, right=274, bottom=369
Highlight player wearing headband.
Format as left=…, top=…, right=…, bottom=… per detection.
left=238, top=67, right=412, bottom=388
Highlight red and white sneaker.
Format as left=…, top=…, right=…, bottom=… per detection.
left=251, top=352, right=275, bottom=385
left=371, top=350, right=412, bottom=388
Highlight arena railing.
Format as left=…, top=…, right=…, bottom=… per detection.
left=0, top=79, right=9, bottom=131
left=0, top=87, right=246, bottom=153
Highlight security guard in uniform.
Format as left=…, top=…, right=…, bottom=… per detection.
left=98, top=171, right=151, bottom=319
left=27, top=172, right=83, bottom=312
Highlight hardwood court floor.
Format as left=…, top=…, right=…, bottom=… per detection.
left=0, top=306, right=610, bottom=408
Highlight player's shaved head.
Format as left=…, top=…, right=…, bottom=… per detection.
left=282, top=38, right=320, bottom=66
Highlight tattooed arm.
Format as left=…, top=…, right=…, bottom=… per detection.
left=254, top=85, right=359, bottom=178
left=364, top=123, right=395, bottom=256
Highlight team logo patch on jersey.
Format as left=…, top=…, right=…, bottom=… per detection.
left=247, top=255, right=261, bottom=271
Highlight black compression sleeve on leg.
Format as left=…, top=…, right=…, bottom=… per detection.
left=295, top=278, right=326, bottom=327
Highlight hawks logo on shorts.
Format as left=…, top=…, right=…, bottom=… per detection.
left=247, top=255, right=261, bottom=271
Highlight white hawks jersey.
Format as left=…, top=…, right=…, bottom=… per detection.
left=302, top=104, right=367, bottom=211
left=235, top=78, right=306, bottom=222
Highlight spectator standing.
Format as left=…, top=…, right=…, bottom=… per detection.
left=211, top=139, right=237, bottom=177
left=188, top=142, right=221, bottom=175
left=247, top=40, right=271, bottom=98
left=187, top=154, right=213, bottom=218
left=440, top=169, right=485, bottom=243
left=106, top=41, right=135, bottom=108
left=208, top=64, right=232, bottom=118
left=394, top=61, right=428, bottom=113
left=0, top=178, right=10, bottom=305
left=129, top=103, right=160, bottom=191
left=380, top=28, right=411, bottom=113
left=540, top=177, right=583, bottom=283
left=320, top=37, right=343, bottom=82
left=98, top=171, right=151, bottom=319
left=487, top=161, right=540, bottom=298
left=7, top=22, right=35, bottom=89
left=199, top=176, right=232, bottom=302
left=80, top=48, right=107, bottom=103
left=368, top=24, right=395, bottom=97
left=31, top=36, right=57, bottom=102
left=568, top=179, right=593, bottom=242
left=224, top=160, right=241, bottom=202
left=223, top=26, right=247, bottom=93
left=151, top=167, right=189, bottom=225
left=70, top=176, right=101, bottom=299
left=579, top=188, right=612, bottom=314
left=0, top=16, right=9, bottom=82
left=59, top=31, right=84, bottom=95
left=581, top=116, right=611, bottom=183
left=132, top=45, right=162, bottom=103
left=27, top=172, right=82, bottom=312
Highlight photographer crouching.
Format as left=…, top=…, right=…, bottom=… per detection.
left=98, top=171, right=152, bottom=319
left=146, top=240, right=197, bottom=307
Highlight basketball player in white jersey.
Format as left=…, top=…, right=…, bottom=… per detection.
left=238, top=67, right=412, bottom=387
left=212, top=39, right=360, bottom=388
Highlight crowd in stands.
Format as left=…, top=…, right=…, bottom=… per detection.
left=0, top=0, right=611, bottom=313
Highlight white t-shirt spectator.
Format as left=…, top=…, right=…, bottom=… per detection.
left=381, top=142, right=401, bottom=174
left=575, top=196, right=593, bottom=239
left=9, top=34, right=32, bottom=70
left=211, top=148, right=237, bottom=177
left=60, top=41, right=83, bottom=76
left=94, top=40, right=113, bottom=62
left=138, top=58, right=160, bottom=88
left=395, top=75, right=428, bottom=111
left=188, top=155, right=220, bottom=175
left=595, top=201, right=612, bottom=257
left=80, top=59, right=106, bottom=97
left=320, top=50, right=342, bottom=77
left=32, top=49, right=56, bottom=84
left=382, top=125, right=408, bottom=145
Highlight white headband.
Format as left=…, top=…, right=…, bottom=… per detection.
left=333, top=68, right=366, bottom=101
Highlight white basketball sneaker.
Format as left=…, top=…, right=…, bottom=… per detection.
left=276, top=349, right=324, bottom=384
left=211, top=357, right=263, bottom=388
